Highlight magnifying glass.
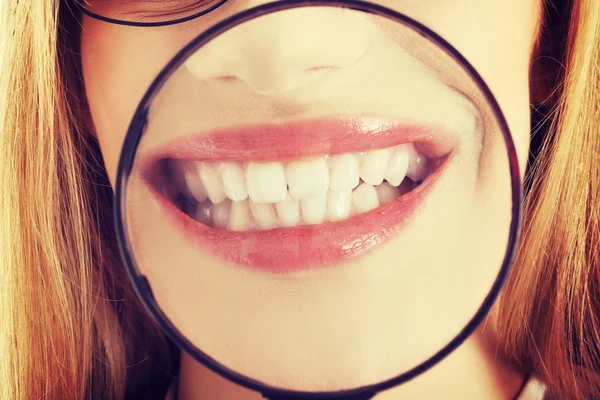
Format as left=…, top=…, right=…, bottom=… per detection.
left=114, top=1, right=522, bottom=399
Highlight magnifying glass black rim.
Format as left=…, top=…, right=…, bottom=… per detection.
left=114, top=1, right=523, bottom=399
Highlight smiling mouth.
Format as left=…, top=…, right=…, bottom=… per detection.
left=139, top=117, right=458, bottom=272
left=153, top=143, right=434, bottom=231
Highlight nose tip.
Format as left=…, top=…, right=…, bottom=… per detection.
left=184, top=6, right=375, bottom=95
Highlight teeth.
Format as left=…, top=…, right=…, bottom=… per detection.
left=250, top=200, right=277, bottom=230
left=359, top=148, right=391, bottom=185
left=385, top=145, right=410, bottom=187
left=301, top=194, right=327, bottom=225
left=329, top=154, right=360, bottom=191
left=327, top=190, right=352, bottom=222
left=198, top=163, right=226, bottom=204
left=193, top=203, right=212, bottom=225
left=230, top=199, right=251, bottom=232
left=180, top=161, right=208, bottom=202
left=246, top=162, right=287, bottom=204
left=175, top=143, right=432, bottom=230
left=212, top=199, right=231, bottom=229
left=286, top=158, right=330, bottom=200
left=220, top=163, right=248, bottom=201
left=276, top=193, right=301, bottom=227
left=376, top=183, right=400, bottom=205
left=352, top=183, right=380, bottom=213
left=406, top=145, right=428, bottom=182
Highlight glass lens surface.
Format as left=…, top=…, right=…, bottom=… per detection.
left=117, top=2, right=520, bottom=395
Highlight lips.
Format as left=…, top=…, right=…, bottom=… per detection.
left=138, top=116, right=460, bottom=273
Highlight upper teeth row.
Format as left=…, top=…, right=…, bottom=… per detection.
left=173, top=143, right=427, bottom=205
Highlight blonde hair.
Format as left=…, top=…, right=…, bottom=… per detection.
left=498, top=0, right=600, bottom=398
left=0, top=1, right=172, bottom=399
left=0, top=0, right=598, bottom=399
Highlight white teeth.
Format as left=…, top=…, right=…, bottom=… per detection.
left=230, top=199, right=251, bottom=232
left=329, top=154, right=360, bottom=191
left=220, top=163, right=248, bottom=201
left=276, top=193, right=301, bottom=227
left=246, top=162, right=287, bottom=204
left=301, top=194, right=327, bottom=225
left=327, top=190, right=352, bottom=222
left=180, top=161, right=208, bottom=202
left=376, top=182, right=400, bottom=205
left=250, top=200, right=277, bottom=230
left=178, top=143, right=431, bottom=230
left=385, top=145, right=410, bottom=187
left=406, top=145, right=428, bottom=182
left=193, top=203, right=212, bottom=225
left=199, top=163, right=226, bottom=204
left=286, top=158, right=330, bottom=200
left=352, top=183, right=380, bottom=213
left=359, top=148, right=391, bottom=186
left=212, top=199, right=231, bottom=229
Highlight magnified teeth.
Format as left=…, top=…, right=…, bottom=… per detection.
left=286, top=158, right=329, bottom=200
left=250, top=200, right=277, bottom=230
left=180, top=161, right=208, bottom=202
left=301, top=194, right=327, bottom=225
left=230, top=199, right=251, bottom=232
left=164, top=142, right=437, bottom=230
left=193, top=203, right=212, bottom=225
left=352, top=183, right=380, bottom=213
left=327, top=190, right=352, bottom=221
left=212, top=199, right=231, bottom=229
left=385, top=145, right=410, bottom=187
left=276, top=193, right=301, bottom=227
left=246, top=162, right=287, bottom=204
left=360, top=148, right=391, bottom=185
left=406, top=146, right=428, bottom=182
left=220, top=163, right=248, bottom=201
left=376, top=182, right=400, bottom=205
left=329, top=154, right=359, bottom=191
left=199, top=164, right=226, bottom=204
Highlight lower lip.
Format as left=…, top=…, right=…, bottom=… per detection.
left=147, top=160, right=448, bottom=274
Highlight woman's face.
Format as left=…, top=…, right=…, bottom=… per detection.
left=81, top=0, right=540, bottom=391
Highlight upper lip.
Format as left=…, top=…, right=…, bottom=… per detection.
left=137, top=115, right=462, bottom=171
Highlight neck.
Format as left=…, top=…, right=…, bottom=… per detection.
left=177, top=326, right=525, bottom=400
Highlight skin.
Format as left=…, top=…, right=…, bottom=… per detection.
left=80, top=0, right=541, bottom=398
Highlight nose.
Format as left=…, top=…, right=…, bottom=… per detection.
left=184, top=2, right=375, bottom=95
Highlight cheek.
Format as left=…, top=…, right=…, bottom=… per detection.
left=80, top=18, right=192, bottom=184
left=398, top=0, right=539, bottom=174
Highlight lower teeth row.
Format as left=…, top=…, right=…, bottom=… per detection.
left=180, top=180, right=417, bottom=231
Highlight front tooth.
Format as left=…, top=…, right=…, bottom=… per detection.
left=180, top=161, right=208, bottom=202
left=250, top=200, right=277, bottom=230
left=327, top=191, right=352, bottom=221
left=301, top=194, right=327, bottom=225
left=212, top=199, right=231, bottom=229
left=286, top=158, right=329, bottom=200
left=385, top=145, right=410, bottom=186
left=352, top=183, right=379, bottom=213
left=329, top=154, right=359, bottom=191
left=198, top=163, right=226, bottom=204
left=359, top=148, right=391, bottom=185
left=230, top=199, right=251, bottom=232
left=276, top=193, right=301, bottom=227
left=406, top=145, right=428, bottom=182
left=376, top=183, right=400, bottom=205
left=220, top=163, right=248, bottom=201
left=246, top=162, right=287, bottom=203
